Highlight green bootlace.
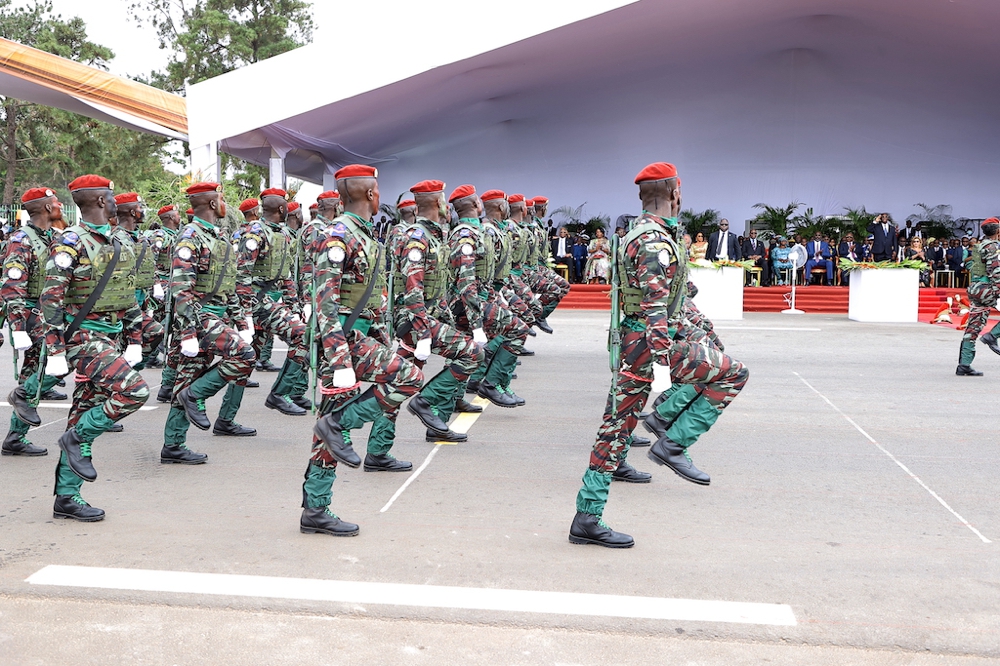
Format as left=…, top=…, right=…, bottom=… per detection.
left=342, top=430, right=353, bottom=447
left=70, top=494, right=88, bottom=506
left=80, top=442, right=93, bottom=458
left=597, top=516, right=612, bottom=530
left=323, top=508, right=339, bottom=519
left=196, top=398, right=207, bottom=411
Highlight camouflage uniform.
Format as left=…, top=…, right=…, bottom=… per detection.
left=163, top=217, right=254, bottom=447
left=2, top=222, right=62, bottom=451
left=575, top=212, right=749, bottom=519
left=505, top=220, right=543, bottom=322
left=41, top=223, right=150, bottom=500
left=235, top=218, right=308, bottom=407
left=113, top=225, right=164, bottom=367
left=959, top=238, right=1000, bottom=368
left=302, top=212, right=427, bottom=512
left=390, top=216, right=483, bottom=436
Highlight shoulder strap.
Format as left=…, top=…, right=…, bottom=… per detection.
left=65, top=239, right=121, bottom=339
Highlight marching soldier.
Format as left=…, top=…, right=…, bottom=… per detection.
left=569, top=163, right=749, bottom=548
left=388, top=179, right=484, bottom=443
left=531, top=196, right=570, bottom=323
left=303, top=164, right=453, bottom=536
left=237, top=198, right=279, bottom=373
left=113, top=193, right=164, bottom=369
left=957, top=217, right=1000, bottom=375
left=166, top=182, right=257, bottom=451
left=2, top=187, right=66, bottom=457
left=33, top=175, right=150, bottom=521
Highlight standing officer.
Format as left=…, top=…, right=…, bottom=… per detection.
left=957, top=217, right=1000, bottom=376
left=569, top=163, right=749, bottom=548
left=2, top=187, right=65, bottom=456
left=304, top=164, right=451, bottom=536
left=167, top=182, right=257, bottom=452
left=35, top=175, right=150, bottom=522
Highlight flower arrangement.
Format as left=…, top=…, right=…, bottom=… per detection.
left=689, top=259, right=755, bottom=270
left=838, top=258, right=929, bottom=271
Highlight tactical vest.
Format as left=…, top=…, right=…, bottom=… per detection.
left=252, top=224, right=291, bottom=282
left=132, top=235, right=156, bottom=290
left=189, top=225, right=237, bottom=297
left=452, top=220, right=492, bottom=281
left=20, top=225, right=49, bottom=299
left=64, top=226, right=138, bottom=312
left=393, top=221, right=451, bottom=301
left=485, top=220, right=512, bottom=282
left=520, top=223, right=536, bottom=266
left=970, top=243, right=988, bottom=280
left=337, top=214, right=386, bottom=311
left=616, top=220, right=687, bottom=317
left=296, top=218, right=326, bottom=278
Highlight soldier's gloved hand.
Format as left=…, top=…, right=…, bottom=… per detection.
left=414, top=337, right=432, bottom=361
left=245, top=315, right=254, bottom=332
left=651, top=363, right=672, bottom=393
left=123, top=344, right=143, bottom=367
left=472, top=328, right=487, bottom=344
left=152, top=283, right=165, bottom=300
left=333, top=367, right=357, bottom=388
left=180, top=337, right=200, bottom=357
left=45, top=354, right=69, bottom=376
left=12, top=330, right=32, bottom=351
left=238, top=328, right=254, bottom=343
left=303, top=304, right=312, bottom=322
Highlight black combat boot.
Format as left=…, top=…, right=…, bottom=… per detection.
left=535, top=318, right=554, bottom=334
left=40, top=389, right=67, bottom=401
left=454, top=397, right=482, bottom=413
left=312, top=413, right=360, bottom=468
left=363, top=453, right=413, bottom=472
left=300, top=507, right=359, bottom=536
left=175, top=387, right=211, bottom=430
left=648, top=437, right=710, bottom=485
left=568, top=512, right=634, bottom=548
left=212, top=419, right=257, bottom=436
left=160, top=444, right=208, bottom=464
left=981, top=332, right=1000, bottom=356
left=265, top=392, right=307, bottom=416
left=643, top=410, right=671, bottom=439
left=290, top=395, right=312, bottom=410
left=630, top=434, right=651, bottom=448
left=406, top=395, right=450, bottom=434
left=7, top=386, right=40, bottom=426
left=612, top=460, right=652, bottom=483
left=256, top=360, right=280, bottom=372
left=477, top=381, right=517, bottom=408
left=57, top=429, right=96, bottom=482
left=245, top=378, right=260, bottom=388
left=425, top=428, right=468, bottom=443
left=956, top=365, right=983, bottom=376
left=156, top=385, right=173, bottom=403
left=516, top=348, right=535, bottom=357
left=1, top=431, right=47, bottom=456
left=53, top=494, right=104, bottom=522
left=106, top=423, right=124, bottom=433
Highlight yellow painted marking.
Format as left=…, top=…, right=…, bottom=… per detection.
left=430, top=396, right=489, bottom=445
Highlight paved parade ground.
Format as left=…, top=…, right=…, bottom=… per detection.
left=1, top=311, right=998, bottom=665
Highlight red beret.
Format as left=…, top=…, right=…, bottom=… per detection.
left=21, top=187, right=55, bottom=203
left=508, top=194, right=525, bottom=203
left=186, top=181, right=221, bottom=195
left=287, top=202, right=301, bottom=212
left=525, top=198, right=535, bottom=207
left=260, top=188, right=287, bottom=199
left=335, top=164, right=377, bottom=179
left=448, top=184, right=476, bottom=203
left=397, top=199, right=417, bottom=209
left=317, top=190, right=340, bottom=200
left=309, top=203, right=318, bottom=210
left=239, top=198, right=259, bottom=213
left=185, top=208, right=194, bottom=216
left=532, top=196, right=549, bottom=205
left=983, top=218, right=999, bottom=227
left=157, top=204, right=176, bottom=216
left=411, top=180, right=445, bottom=194
left=68, top=174, right=113, bottom=191
left=114, top=192, right=141, bottom=205
left=480, top=190, right=505, bottom=201
left=634, top=162, right=678, bottom=184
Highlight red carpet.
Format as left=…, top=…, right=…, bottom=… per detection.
left=559, top=284, right=988, bottom=329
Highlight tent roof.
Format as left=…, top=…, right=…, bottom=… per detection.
left=191, top=0, right=1000, bottom=221
left=0, top=38, right=187, bottom=140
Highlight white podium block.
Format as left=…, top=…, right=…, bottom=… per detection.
left=688, top=266, right=744, bottom=320
left=848, top=268, right=919, bottom=322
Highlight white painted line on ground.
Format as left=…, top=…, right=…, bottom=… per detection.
left=25, top=565, right=797, bottom=626
left=1, top=402, right=158, bottom=411
left=379, top=445, right=441, bottom=513
left=381, top=396, right=490, bottom=513
left=794, top=372, right=991, bottom=544
left=716, top=326, right=821, bottom=331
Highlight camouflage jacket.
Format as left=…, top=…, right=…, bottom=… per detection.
left=295, top=214, right=331, bottom=300
left=391, top=216, right=450, bottom=339
left=236, top=219, right=297, bottom=310
left=1, top=222, right=55, bottom=331
left=448, top=217, right=486, bottom=330
left=170, top=218, right=247, bottom=341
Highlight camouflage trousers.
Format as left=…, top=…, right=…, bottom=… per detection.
left=685, top=300, right=723, bottom=351
left=526, top=267, right=565, bottom=306
left=963, top=281, right=997, bottom=344
left=506, top=272, right=542, bottom=321
left=64, top=329, right=150, bottom=429
left=163, top=311, right=256, bottom=446
left=576, top=327, right=748, bottom=516
left=7, top=311, right=64, bottom=437
left=137, top=309, right=165, bottom=360
left=253, top=296, right=307, bottom=396
left=308, top=326, right=424, bottom=470
left=396, top=313, right=483, bottom=381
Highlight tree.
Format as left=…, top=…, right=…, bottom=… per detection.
left=129, top=0, right=315, bottom=190
left=0, top=1, right=176, bottom=204
left=751, top=202, right=801, bottom=239
left=907, top=203, right=960, bottom=241
left=678, top=208, right=720, bottom=240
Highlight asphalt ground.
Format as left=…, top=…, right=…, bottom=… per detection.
left=0, top=311, right=998, bottom=664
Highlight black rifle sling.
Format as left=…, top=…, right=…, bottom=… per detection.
left=65, top=240, right=121, bottom=339
left=342, top=243, right=382, bottom=334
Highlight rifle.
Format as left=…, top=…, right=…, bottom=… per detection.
left=386, top=269, right=395, bottom=339
left=308, top=275, right=318, bottom=415
left=608, top=233, right=622, bottom=417
left=8, top=321, right=17, bottom=382
left=34, top=340, right=46, bottom=405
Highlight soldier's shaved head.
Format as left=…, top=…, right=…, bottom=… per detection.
left=414, top=191, right=446, bottom=223
left=638, top=177, right=680, bottom=218
left=336, top=177, right=379, bottom=219
left=189, top=191, right=224, bottom=224
left=260, top=195, right=287, bottom=224
left=24, top=195, right=62, bottom=229
left=452, top=194, right=481, bottom=219
left=483, top=198, right=506, bottom=221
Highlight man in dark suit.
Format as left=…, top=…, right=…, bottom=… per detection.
left=837, top=233, right=859, bottom=285
left=550, top=226, right=573, bottom=276
left=866, top=212, right=898, bottom=261
left=927, top=238, right=946, bottom=271
left=804, top=232, right=834, bottom=284
left=706, top=218, right=741, bottom=261
left=740, top=228, right=767, bottom=285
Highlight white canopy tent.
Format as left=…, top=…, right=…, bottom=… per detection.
left=188, top=0, right=1000, bottom=226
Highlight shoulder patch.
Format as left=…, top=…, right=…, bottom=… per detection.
left=244, top=238, right=259, bottom=252
left=327, top=246, right=346, bottom=263
left=459, top=229, right=471, bottom=238
left=6, top=267, right=23, bottom=280
left=181, top=226, right=196, bottom=239
left=330, top=222, right=347, bottom=237
left=53, top=252, right=74, bottom=269
left=407, top=248, right=423, bottom=263
left=11, top=231, right=26, bottom=243
left=250, top=222, right=263, bottom=233
left=409, top=228, right=424, bottom=240
left=60, top=231, right=79, bottom=246
left=177, top=246, right=194, bottom=261
left=657, top=249, right=674, bottom=267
